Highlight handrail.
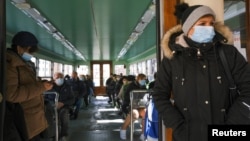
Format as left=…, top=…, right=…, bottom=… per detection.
left=43, top=91, right=59, bottom=141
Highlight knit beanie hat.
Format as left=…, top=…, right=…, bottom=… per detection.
left=176, top=4, right=216, bottom=35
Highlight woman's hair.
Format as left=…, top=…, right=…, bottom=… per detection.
left=11, top=31, right=39, bottom=53
left=137, top=73, right=146, bottom=80
left=11, top=44, right=38, bottom=53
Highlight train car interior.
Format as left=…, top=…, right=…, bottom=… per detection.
left=0, top=0, right=248, bottom=141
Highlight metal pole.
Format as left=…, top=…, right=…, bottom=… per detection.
left=155, top=0, right=163, bottom=141
left=43, top=92, right=59, bottom=141
left=0, top=0, right=6, bottom=141
left=130, top=91, right=134, bottom=141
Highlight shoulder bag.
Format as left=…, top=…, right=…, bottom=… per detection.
left=218, top=47, right=239, bottom=106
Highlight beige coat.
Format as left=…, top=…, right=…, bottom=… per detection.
left=6, top=49, right=48, bottom=139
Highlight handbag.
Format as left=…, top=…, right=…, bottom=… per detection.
left=218, top=47, right=239, bottom=106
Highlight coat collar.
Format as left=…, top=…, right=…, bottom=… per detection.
left=6, top=48, right=27, bottom=67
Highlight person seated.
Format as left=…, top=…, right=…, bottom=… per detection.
left=119, top=73, right=147, bottom=140
left=46, top=72, right=75, bottom=140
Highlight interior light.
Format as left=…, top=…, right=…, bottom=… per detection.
left=135, top=22, right=147, bottom=33
left=141, top=10, right=154, bottom=23
left=126, top=39, right=134, bottom=45
left=25, top=8, right=46, bottom=21
left=39, top=22, right=56, bottom=33
left=53, top=32, right=65, bottom=41
left=12, top=0, right=26, bottom=4
left=14, top=3, right=30, bottom=9
left=130, top=32, right=139, bottom=40
left=116, top=0, right=156, bottom=60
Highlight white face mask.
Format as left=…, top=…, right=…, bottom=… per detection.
left=191, top=26, right=215, bottom=43
left=55, top=78, right=64, bottom=86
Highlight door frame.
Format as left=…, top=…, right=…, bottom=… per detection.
left=90, top=61, right=112, bottom=96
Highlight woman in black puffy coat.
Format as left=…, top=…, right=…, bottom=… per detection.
left=153, top=3, right=250, bottom=141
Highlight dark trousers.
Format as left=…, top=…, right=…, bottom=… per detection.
left=83, top=94, right=89, bottom=107
left=29, top=135, right=41, bottom=141
left=107, top=90, right=113, bottom=102
left=58, top=107, right=69, bottom=138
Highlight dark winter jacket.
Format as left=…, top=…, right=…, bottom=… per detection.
left=106, top=78, right=116, bottom=93
left=69, top=78, right=86, bottom=98
left=123, top=81, right=146, bottom=106
left=153, top=23, right=250, bottom=141
left=46, top=83, right=75, bottom=107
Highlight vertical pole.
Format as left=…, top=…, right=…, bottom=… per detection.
left=245, top=0, right=250, bottom=61
left=130, top=91, right=134, bottom=141
left=0, top=0, right=6, bottom=141
left=156, top=0, right=178, bottom=140
left=155, top=0, right=162, bottom=140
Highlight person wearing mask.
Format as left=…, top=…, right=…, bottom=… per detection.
left=153, top=3, right=250, bottom=141
left=47, top=72, right=75, bottom=141
left=5, top=31, right=53, bottom=141
left=120, top=73, right=147, bottom=140
left=118, top=75, right=135, bottom=117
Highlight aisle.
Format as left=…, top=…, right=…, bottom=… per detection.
left=68, top=96, right=143, bottom=141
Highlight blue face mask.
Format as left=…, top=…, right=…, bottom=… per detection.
left=22, top=52, right=33, bottom=61
left=191, top=26, right=215, bottom=43
left=139, top=79, right=146, bottom=86
left=55, top=78, right=64, bottom=86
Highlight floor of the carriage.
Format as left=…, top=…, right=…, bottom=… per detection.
left=68, top=96, right=143, bottom=141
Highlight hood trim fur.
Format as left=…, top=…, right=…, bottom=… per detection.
left=161, top=22, right=233, bottom=59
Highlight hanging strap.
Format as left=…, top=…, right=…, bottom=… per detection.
left=218, top=47, right=237, bottom=105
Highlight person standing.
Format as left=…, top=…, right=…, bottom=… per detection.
left=69, top=71, right=86, bottom=119
left=5, top=31, right=53, bottom=141
left=105, top=73, right=116, bottom=104
left=79, top=74, right=89, bottom=107
left=153, top=3, right=250, bottom=141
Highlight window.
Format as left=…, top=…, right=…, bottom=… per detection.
left=114, top=65, right=126, bottom=75
left=76, top=65, right=89, bottom=75
left=38, top=59, right=51, bottom=78
left=54, top=62, right=63, bottom=73
left=64, top=64, right=73, bottom=76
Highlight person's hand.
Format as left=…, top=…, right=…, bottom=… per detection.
left=43, top=81, right=53, bottom=90
left=57, top=102, right=64, bottom=109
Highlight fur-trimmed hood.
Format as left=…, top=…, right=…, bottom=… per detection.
left=161, top=22, right=234, bottom=59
